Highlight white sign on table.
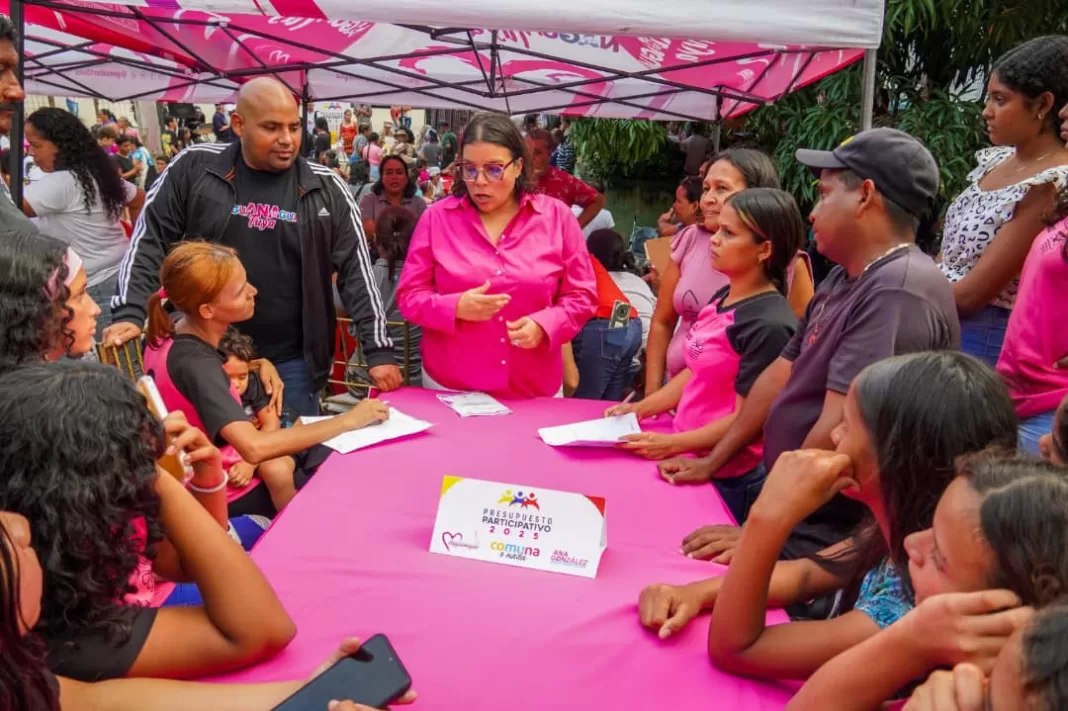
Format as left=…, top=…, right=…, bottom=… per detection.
left=299, top=408, right=432, bottom=454
left=437, top=392, right=512, bottom=417
left=537, top=413, right=640, bottom=448
left=429, top=476, right=607, bottom=578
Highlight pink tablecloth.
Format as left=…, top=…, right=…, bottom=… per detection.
left=217, top=388, right=793, bottom=709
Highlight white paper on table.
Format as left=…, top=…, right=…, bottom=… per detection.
left=298, top=408, right=432, bottom=454
left=537, top=413, right=641, bottom=448
left=437, top=392, right=512, bottom=417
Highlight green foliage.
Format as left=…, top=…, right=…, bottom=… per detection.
left=568, top=118, right=671, bottom=183
left=741, top=0, right=1068, bottom=214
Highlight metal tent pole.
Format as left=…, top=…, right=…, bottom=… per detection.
left=300, top=81, right=310, bottom=156
left=8, top=0, right=25, bottom=207
left=860, top=48, right=877, bottom=131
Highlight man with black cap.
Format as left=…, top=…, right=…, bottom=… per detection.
left=659, top=128, right=960, bottom=561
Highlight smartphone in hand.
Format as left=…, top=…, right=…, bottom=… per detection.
left=137, top=375, right=193, bottom=484
left=273, top=634, right=412, bottom=711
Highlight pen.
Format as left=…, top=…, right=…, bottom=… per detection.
left=622, top=391, right=637, bottom=404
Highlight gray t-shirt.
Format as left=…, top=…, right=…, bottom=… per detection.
left=764, top=245, right=960, bottom=558
left=419, top=142, right=443, bottom=168
left=0, top=180, right=37, bottom=233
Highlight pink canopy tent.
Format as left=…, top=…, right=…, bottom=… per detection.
left=8, top=0, right=882, bottom=121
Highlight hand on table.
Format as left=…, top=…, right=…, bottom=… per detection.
left=903, top=665, right=986, bottom=711
left=638, top=582, right=712, bottom=639
left=312, top=638, right=418, bottom=710
left=681, top=525, right=742, bottom=562
left=619, top=432, right=682, bottom=460
left=456, top=281, right=510, bottom=322
left=900, top=590, right=1033, bottom=674
left=658, top=456, right=714, bottom=485
left=228, top=461, right=256, bottom=489
left=101, top=321, right=143, bottom=348
left=603, top=402, right=655, bottom=420
left=343, top=399, right=390, bottom=430
left=252, top=358, right=285, bottom=416
left=506, top=317, right=545, bottom=349
left=748, top=449, right=856, bottom=525
left=370, top=364, right=403, bottom=391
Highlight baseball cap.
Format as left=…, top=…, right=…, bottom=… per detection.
left=796, top=128, right=939, bottom=220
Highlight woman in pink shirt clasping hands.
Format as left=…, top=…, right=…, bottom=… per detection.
left=397, top=112, right=597, bottom=399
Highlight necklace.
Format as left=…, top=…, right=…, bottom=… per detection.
left=861, top=243, right=910, bottom=275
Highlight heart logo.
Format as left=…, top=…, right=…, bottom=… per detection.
left=441, top=532, right=462, bottom=551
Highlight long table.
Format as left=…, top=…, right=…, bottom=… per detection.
left=217, top=388, right=793, bottom=709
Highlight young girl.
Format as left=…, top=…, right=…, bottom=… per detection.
left=143, top=242, right=389, bottom=516
left=902, top=599, right=1068, bottom=711
left=636, top=352, right=1018, bottom=677
left=607, top=188, right=803, bottom=523
left=0, top=510, right=416, bottom=710
left=790, top=455, right=1068, bottom=709
left=0, top=361, right=296, bottom=682
left=0, top=228, right=99, bottom=372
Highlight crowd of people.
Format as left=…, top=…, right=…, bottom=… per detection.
left=2, top=11, right=1068, bottom=709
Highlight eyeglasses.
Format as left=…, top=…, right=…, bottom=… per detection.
left=458, top=159, right=516, bottom=183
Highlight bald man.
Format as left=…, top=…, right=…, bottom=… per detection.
left=105, top=78, right=400, bottom=416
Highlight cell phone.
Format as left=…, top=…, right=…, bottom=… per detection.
left=136, top=375, right=193, bottom=484
left=608, top=300, right=630, bottom=330
left=272, top=634, right=412, bottom=711
left=367, top=387, right=381, bottom=400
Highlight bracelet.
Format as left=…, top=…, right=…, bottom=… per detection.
left=188, top=471, right=229, bottom=494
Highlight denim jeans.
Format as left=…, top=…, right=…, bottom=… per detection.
left=714, top=462, right=768, bottom=525
left=275, top=358, right=320, bottom=417
left=960, top=304, right=1011, bottom=369
left=1019, top=410, right=1056, bottom=457
left=571, top=318, right=642, bottom=401
left=85, top=273, right=118, bottom=340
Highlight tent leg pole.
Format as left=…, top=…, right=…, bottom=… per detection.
left=712, top=121, right=722, bottom=154
left=9, top=0, right=25, bottom=207
left=860, top=48, right=877, bottom=131
left=300, top=83, right=310, bottom=154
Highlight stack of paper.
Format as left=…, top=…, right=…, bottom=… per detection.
left=437, top=392, right=512, bottom=417
left=538, top=413, right=641, bottom=448
left=299, top=407, right=432, bottom=454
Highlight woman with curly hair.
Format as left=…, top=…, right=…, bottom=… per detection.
left=0, top=509, right=413, bottom=711
left=995, top=97, right=1068, bottom=455
left=0, top=228, right=99, bottom=375
left=20, top=107, right=145, bottom=332
left=0, top=360, right=295, bottom=683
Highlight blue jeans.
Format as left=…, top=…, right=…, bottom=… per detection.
left=276, top=358, right=320, bottom=418
left=960, top=304, right=1011, bottom=368
left=1019, top=410, right=1056, bottom=457
left=714, top=463, right=768, bottom=525
left=86, top=273, right=117, bottom=339
left=162, top=515, right=269, bottom=607
left=571, top=318, right=642, bottom=401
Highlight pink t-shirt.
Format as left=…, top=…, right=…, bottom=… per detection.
left=997, top=219, right=1068, bottom=418
left=364, top=143, right=383, bottom=167
left=667, top=225, right=728, bottom=378
left=674, top=287, right=797, bottom=477
left=144, top=337, right=261, bottom=503
left=125, top=517, right=175, bottom=607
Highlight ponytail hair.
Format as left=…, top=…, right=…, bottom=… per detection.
left=587, top=228, right=638, bottom=275
left=145, top=241, right=242, bottom=349
left=961, top=453, right=1068, bottom=607
left=725, top=188, right=806, bottom=295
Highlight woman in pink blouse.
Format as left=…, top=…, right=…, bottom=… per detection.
left=397, top=113, right=597, bottom=398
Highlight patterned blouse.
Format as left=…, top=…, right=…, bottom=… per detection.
left=854, top=558, right=914, bottom=629
left=938, top=146, right=1068, bottom=310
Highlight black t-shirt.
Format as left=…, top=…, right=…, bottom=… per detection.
left=242, top=369, right=272, bottom=419
left=225, top=159, right=304, bottom=364
left=766, top=246, right=959, bottom=559
left=112, top=153, right=136, bottom=185
left=162, top=334, right=250, bottom=445
left=314, top=132, right=331, bottom=158
left=44, top=606, right=158, bottom=681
